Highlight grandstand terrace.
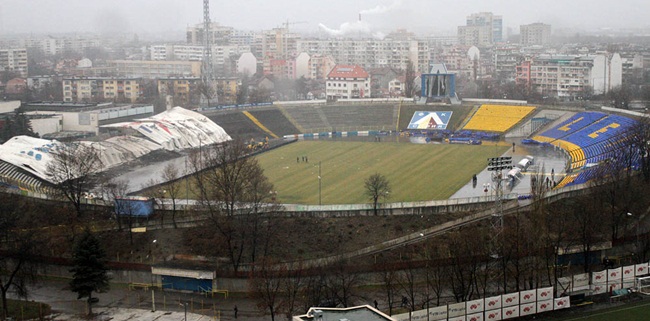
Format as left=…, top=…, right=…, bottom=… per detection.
left=533, top=112, right=638, bottom=171
left=532, top=112, right=608, bottom=144
left=462, top=104, right=536, bottom=133
left=318, top=104, right=396, bottom=132
left=277, top=104, right=397, bottom=133
left=207, top=111, right=268, bottom=140
left=247, top=108, right=300, bottom=137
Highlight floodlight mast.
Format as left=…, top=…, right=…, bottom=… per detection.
left=486, top=156, right=512, bottom=293
left=201, top=0, right=216, bottom=106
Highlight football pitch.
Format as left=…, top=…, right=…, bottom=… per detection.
left=256, top=140, right=509, bottom=205
left=560, top=301, right=650, bottom=321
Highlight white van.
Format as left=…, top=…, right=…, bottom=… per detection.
left=517, top=155, right=534, bottom=171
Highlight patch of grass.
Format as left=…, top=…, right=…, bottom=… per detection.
left=559, top=301, right=650, bottom=321
left=0, top=299, right=51, bottom=321
left=256, top=140, right=508, bottom=204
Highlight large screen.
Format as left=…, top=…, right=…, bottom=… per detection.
left=408, top=111, right=453, bottom=130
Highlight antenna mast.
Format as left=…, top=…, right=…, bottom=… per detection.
left=202, top=0, right=212, bottom=83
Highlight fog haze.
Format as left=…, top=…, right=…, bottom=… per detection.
left=2, top=0, right=648, bottom=36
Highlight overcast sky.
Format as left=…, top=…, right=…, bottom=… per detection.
left=1, top=0, right=648, bottom=37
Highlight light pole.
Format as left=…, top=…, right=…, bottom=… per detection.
left=627, top=212, right=639, bottom=256
left=151, top=239, right=157, bottom=263
left=180, top=302, right=188, bottom=321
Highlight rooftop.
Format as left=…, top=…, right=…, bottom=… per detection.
left=327, top=65, right=369, bottom=79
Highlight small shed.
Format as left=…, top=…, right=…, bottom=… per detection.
left=151, top=265, right=215, bottom=292
left=114, top=196, right=154, bottom=217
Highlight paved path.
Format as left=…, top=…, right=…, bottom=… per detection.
left=15, top=279, right=268, bottom=321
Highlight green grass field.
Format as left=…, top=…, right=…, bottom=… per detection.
left=256, top=140, right=509, bottom=204
left=560, top=301, right=650, bottom=321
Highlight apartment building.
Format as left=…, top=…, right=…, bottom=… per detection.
left=186, top=22, right=234, bottom=45
left=150, top=44, right=252, bottom=76
left=63, top=77, right=142, bottom=103
left=520, top=23, right=552, bottom=46
left=458, top=12, right=503, bottom=47
left=214, top=77, right=240, bottom=104
left=309, top=54, right=337, bottom=81
left=296, top=39, right=430, bottom=73
left=0, top=48, right=28, bottom=77
left=150, top=45, right=204, bottom=61
left=516, top=54, right=623, bottom=98
left=326, top=65, right=370, bottom=100
left=18, top=37, right=101, bottom=56
left=157, top=77, right=201, bottom=107
left=107, top=60, right=202, bottom=79
left=494, top=45, right=523, bottom=80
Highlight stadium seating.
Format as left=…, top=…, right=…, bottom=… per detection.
left=532, top=112, right=608, bottom=142
left=0, top=160, right=49, bottom=193
left=463, top=104, right=536, bottom=133
left=248, top=109, right=300, bottom=137
left=532, top=112, right=639, bottom=171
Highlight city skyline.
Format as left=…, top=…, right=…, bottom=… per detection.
left=1, top=0, right=649, bottom=38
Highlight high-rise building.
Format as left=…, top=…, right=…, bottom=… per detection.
left=520, top=23, right=551, bottom=46
left=516, top=53, right=622, bottom=99
left=457, top=12, right=502, bottom=47
left=186, top=22, right=234, bottom=46
left=296, top=39, right=429, bottom=73
left=0, top=48, right=28, bottom=77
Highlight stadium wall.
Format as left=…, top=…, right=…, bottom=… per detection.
left=3, top=183, right=588, bottom=221
left=463, top=98, right=528, bottom=105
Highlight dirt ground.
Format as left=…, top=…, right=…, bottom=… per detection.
left=94, top=211, right=469, bottom=266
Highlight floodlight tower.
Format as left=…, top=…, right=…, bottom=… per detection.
left=487, top=156, right=512, bottom=292
left=201, top=0, right=216, bottom=106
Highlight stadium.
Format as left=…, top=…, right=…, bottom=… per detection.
left=1, top=99, right=649, bottom=321
left=0, top=100, right=644, bottom=207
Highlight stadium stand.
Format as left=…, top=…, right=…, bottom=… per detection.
left=319, top=105, right=395, bottom=131
left=536, top=113, right=638, bottom=170
left=462, top=104, right=536, bottom=133
left=278, top=104, right=396, bottom=133
left=248, top=109, right=300, bottom=137
left=533, top=111, right=639, bottom=187
left=0, top=160, right=50, bottom=193
left=532, top=112, right=608, bottom=143
left=281, top=105, right=331, bottom=132
left=208, top=111, right=268, bottom=139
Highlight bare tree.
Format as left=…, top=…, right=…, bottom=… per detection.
left=405, top=60, right=415, bottom=98
left=397, top=251, right=420, bottom=316
left=280, top=261, right=308, bottom=320
left=100, top=180, right=130, bottom=231
left=141, top=178, right=165, bottom=228
left=191, top=139, right=277, bottom=271
left=47, top=142, right=102, bottom=217
left=324, top=261, right=364, bottom=308
left=364, top=173, right=391, bottom=216
left=376, top=260, right=399, bottom=315
left=161, top=163, right=182, bottom=228
left=630, top=117, right=650, bottom=183
left=568, top=196, right=609, bottom=273
left=249, top=257, right=284, bottom=321
left=0, top=192, right=41, bottom=320
left=104, top=180, right=141, bottom=245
